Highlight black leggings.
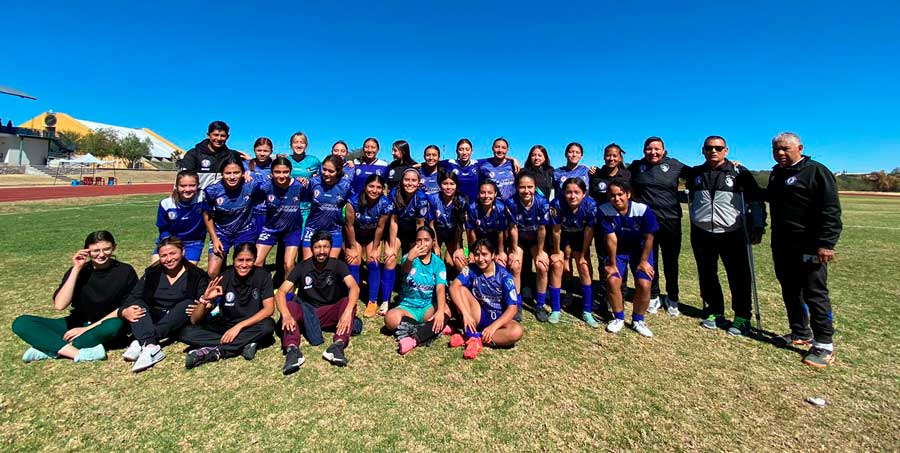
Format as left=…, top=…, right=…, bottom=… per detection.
left=651, top=217, right=682, bottom=300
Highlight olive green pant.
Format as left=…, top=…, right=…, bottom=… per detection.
left=11, top=315, right=125, bottom=356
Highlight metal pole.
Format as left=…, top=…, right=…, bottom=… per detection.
left=739, top=192, right=763, bottom=339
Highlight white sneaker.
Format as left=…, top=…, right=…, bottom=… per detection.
left=132, top=344, right=166, bottom=372
left=632, top=320, right=654, bottom=338
left=606, top=318, right=625, bottom=334
left=122, top=340, right=141, bottom=362
left=666, top=298, right=680, bottom=317
left=647, top=297, right=661, bottom=314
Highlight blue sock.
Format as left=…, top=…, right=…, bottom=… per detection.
left=633, top=313, right=645, bottom=322
left=614, top=311, right=625, bottom=320
left=582, top=284, right=593, bottom=313
left=464, top=327, right=482, bottom=339
left=348, top=264, right=360, bottom=283
left=535, top=291, right=547, bottom=308
left=381, top=267, right=396, bottom=303
left=367, top=262, right=381, bottom=302
left=549, top=287, right=561, bottom=312
left=517, top=293, right=523, bottom=307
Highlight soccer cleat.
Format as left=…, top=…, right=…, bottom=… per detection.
left=632, top=320, right=654, bottom=338
left=534, top=306, right=550, bottom=323
left=122, top=340, right=141, bottom=362
left=185, top=346, right=222, bottom=369
left=647, top=297, right=661, bottom=314
left=241, top=342, right=258, bottom=360
left=449, top=333, right=465, bottom=348
left=666, top=298, right=680, bottom=317
left=378, top=302, right=389, bottom=316
left=701, top=314, right=726, bottom=330
left=323, top=341, right=349, bottom=367
left=463, top=337, right=483, bottom=360
left=363, top=302, right=378, bottom=318
left=282, top=346, right=305, bottom=375
left=582, top=312, right=600, bottom=328
left=606, top=318, right=625, bottom=334
left=771, top=333, right=813, bottom=348
left=22, top=347, right=54, bottom=363
left=73, top=344, right=107, bottom=362
left=727, top=317, right=751, bottom=337
left=802, top=347, right=835, bottom=368
left=398, top=337, right=418, bottom=355
left=132, top=344, right=166, bottom=372
left=547, top=311, right=562, bottom=324
left=441, top=325, right=453, bottom=336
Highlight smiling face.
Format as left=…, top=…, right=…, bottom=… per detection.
left=290, top=135, right=308, bottom=155
left=158, top=244, right=184, bottom=271
left=772, top=139, right=803, bottom=167
left=517, top=175, right=536, bottom=203
left=472, top=245, right=494, bottom=271
left=233, top=250, right=255, bottom=277
left=607, top=184, right=631, bottom=212
left=604, top=147, right=622, bottom=169
left=221, top=163, right=243, bottom=188
left=272, top=164, right=292, bottom=186
left=312, top=239, right=331, bottom=264
left=365, top=179, right=383, bottom=202
left=424, top=147, right=440, bottom=167
left=402, top=170, right=420, bottom=195
left=414, top=230, right=434, bottom=257
left=529, top=148, right=546, bottom=167
left=363, top=139, right=379, bottom=160
left=565, top=145, right=583, bottom=166
left=478, top=183, right=497, bottom=207
left=176, top=175, right=199, bottom=202
left=492, top=140, right=508, bottom=159
left=207, top=129, right=229, bottom=149
left=87, top=240, right=115, bottom=267
left=457, top=142, right=473, bottom=162
left=254, top=144, right=272, bottom=163
left=564, top=182, right=585, bottom=209
left=702, top=138, right=729, bottom=167
left=321, top=160, right=338, bottom=185
left=332, top=143, right=349, bottom=160
left=440, top=177, right=457, bottom=198
left=392, top=146, right=403, bottom=160
left=643, top=140, right=665, bottom=165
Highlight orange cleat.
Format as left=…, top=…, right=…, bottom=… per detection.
left=363, top=302, right=378, bottom=318
left=463, top=337, right=483, bottom=360
left=449, top=333, right=465, bottom=348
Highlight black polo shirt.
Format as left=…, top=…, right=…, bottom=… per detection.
left=218, top=267, right=274, bottom=323
left=286, top=258, right=350, bottom=307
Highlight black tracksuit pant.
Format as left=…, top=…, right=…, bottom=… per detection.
left=131, top=300, right=192, bottom=346
left=651, top=217, right=682, bottom=301
left=178, top=317, right=276, bottom=358
left=772, top=240, right=834, bottom=344
left=691, top=227, right=752, bottom=319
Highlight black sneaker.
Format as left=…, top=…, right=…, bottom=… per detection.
left=771, top=333, right=813, bottom=348
left=351, top=317, right=364, bottom=336
left=241, top=342, right=258, bottom=360
left=185, top=346, right=221, bottom=369
left=282, top=345, right=305, bottom=375
left=534, top=306, right=550, bottom=323
left=323, top=341, right=349, bottom=367
left=802, top=347, right=835, bottom=368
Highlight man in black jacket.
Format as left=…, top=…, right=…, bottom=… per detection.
left=686, top=136, right=766, bottom=337
left=767, top=132, right=841, bottom=368
left=178, top=121, right=242, bottom=190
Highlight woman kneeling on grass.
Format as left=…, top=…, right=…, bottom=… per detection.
left=384, top=226, right=449, bottom=355
left=179, top=243, right=276, bottom=369
left=12, top=231, right=138, bottom=363
left=119, top=237, right=210, bottom=372
left=448, top=238, right=524, bottom=360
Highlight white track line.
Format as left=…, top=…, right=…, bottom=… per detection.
left=0, top=200, right=158, bottom=216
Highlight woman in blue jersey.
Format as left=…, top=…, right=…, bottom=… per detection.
left=245, top=137, right=274, bottom=236
left=350, top=137, right=389, bottom=196
left=552, top=142, right=590, bottom=199
left=477, top=137, right=518, bottom=200
left=448, top=238, right=524, bottom=360
left=301, top=155, right=353, bottom=260
left=524, top=145, right=554, bottom=199
left=153, top=170, right=205, bottom=264
left=548, top=178, right=599, bottom=327
left=466, top=180, right=511, bottom=267
left=254, top=157, right=305, bottom=276
left=598, top=180, right=657, bottom=338
left=428, top=171, right=468, bottom=276
left=419, top=145, right=441, bottom=196
left=203, top=156, right=267, bottom=278
left=386, top=140, right=418, bottom=191
left=439, top=138, right=480, bottom=203
left=385, top=226, right=449, bottom=355
left=506, top=172, right=552, bottom=322
left=331, top=140, right=355, bottom=178
left=345, top=174, right=393, bottom=318
left=382, top=168, right=431, bottom=314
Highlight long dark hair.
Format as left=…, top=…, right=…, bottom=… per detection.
left=437, top=170, right=467, bottom=225
left=392, top=140, right=416, bottom=165
left=84, top=230, right=116, bottom=248
left=321, top=155, right=345, bottom=181
left=357, top=174, right=386, bottom=213
left=218, top=155, right=245, bottom=176
left=393, top=168, right=420, bottom=210
left=526, top=145, right=552, bottom=170
left=232, top=242, right=258, bottom=262
left=248, top=137, right=273, bottom=172
left=603, top=142, right=627, bottom=173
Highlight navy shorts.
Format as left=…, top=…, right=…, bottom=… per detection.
left=258, top=228, right=303, bottom=247
left=302, top=227, right=343, bottom=249
left=209, top=230, right=258, bottom=256
left=156, top=238, right=204, bottom=262
left=560, top=231, right=586, bottom=253
left=611, top=252, right=655, bottom=281
left=477, top=305, right=522, bottom=330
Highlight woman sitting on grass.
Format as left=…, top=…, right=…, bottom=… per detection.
left=119, top=237, right=210, bottom=373
left=12, top=231, right=138, bottom=363
left=448, top=238, right=524, bottom=360
left=154, top=170, right=206, bottom=265
left=179, top=243, right=276, bottom=369
left=384, top=226, right=449, bottom=355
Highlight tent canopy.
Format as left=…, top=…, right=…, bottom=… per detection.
left=57, top=153, right=114, bottom=165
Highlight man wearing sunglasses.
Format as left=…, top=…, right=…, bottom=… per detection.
left=685, top=136, right=766, bottom=337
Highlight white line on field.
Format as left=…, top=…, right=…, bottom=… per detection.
left=0, top=200, right=158, bottom=216
left=845, top=225, right=900, bottom=230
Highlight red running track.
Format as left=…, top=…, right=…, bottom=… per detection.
left=0, top=183, right=172, bottom=202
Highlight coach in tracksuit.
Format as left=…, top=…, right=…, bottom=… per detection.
left=767, top=132, right=841, bottom=368
left=179, top=121, right=243, bottom=190
left=686, top=136, right=766, bottom=337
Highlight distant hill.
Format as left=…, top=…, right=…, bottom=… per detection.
left=749, top=169, right=900, bottom=192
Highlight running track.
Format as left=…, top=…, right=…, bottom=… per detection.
left=0, top=184, right=171, bottom=202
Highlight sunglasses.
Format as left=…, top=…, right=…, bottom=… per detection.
left=703, top=145, right=726, bottom=152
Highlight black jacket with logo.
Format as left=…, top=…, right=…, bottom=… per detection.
left=628, top=156, right=688, bottom=220
left=685, top=160, right=766, bottom=234
left=766, top=156, right=842, bottom=250
left=179, top=139, right=241, bottom=189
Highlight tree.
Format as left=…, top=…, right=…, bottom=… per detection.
left=77, top=129, right=119, bottom=157
left=348, top=147, right=364, bottom=162
left=117, top=134, right=152, bottom=168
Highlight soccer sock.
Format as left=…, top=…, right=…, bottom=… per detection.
left=582, top=284, right=593, bottom=313
left=517, top=293, right=523, bottom=307
left=549, top=287, right=562, bottom=312
left=463, top=326, right=482, bottom=339
left=813, top=342, right=834, bottom=352
left=381, top=267, right=396, bottom=303
left=632, top=313, right=645, bottom=323
left=367, top=262, right=381, bottom=302
left=614, top=311, right=625, bottom=320
left=535, top=291, right=547, bottom=309
left=348, top=264, right=360, bottom=283
left=415, top=321, right=440, bottom=344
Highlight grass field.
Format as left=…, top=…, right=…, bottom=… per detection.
left=0, top=195, right=898, bottom=452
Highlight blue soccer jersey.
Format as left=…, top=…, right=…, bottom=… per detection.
left=549, top=196, right=597, bottom=232
left=244, top=159, right=273, bottom=215
left=391, top=187, right=431, bottom=232
left=506, top=193, right=551, bottom=243
left=440, top=158, right=480, bottom=202
left=350, top=158, right=389, bottom=196
left=157, top=195, right=206, bottom=242
left=203, top=179, right=266, bottom=237
left=597, top=201, right=659, bottom=255
left=420, top=167, right=440, bottom=196
left=456, top=263, right=520, bottom=316
left=477, top=158, right=517, bottom=200
left=466, top=199, right=510, bottom=244
left=553, top=164, right=590, bottom=199
left=303, top=175, right=352, bottom=233
left=261, top=179, right=305, bottom=233
left=428, top=192, right=467, bottom=236
left=350, top=193, right=393, bottom=241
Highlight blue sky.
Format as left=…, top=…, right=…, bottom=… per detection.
left=3, top=1, right=899, bottom=172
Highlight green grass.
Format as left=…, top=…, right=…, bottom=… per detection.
left=1, top=194, right=898, bottom=451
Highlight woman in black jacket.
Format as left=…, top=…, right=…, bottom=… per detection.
left=524, top=144, right=554, bottom=198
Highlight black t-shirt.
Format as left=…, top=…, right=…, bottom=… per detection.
left=628, top=157, right=687, bottom=220
left=589, top=166, right=631, bottom=202
left=218, top=266, right=274, bottom=323
left=286, top=258, right=350, bottom=307
left=154, top=271, right=189, bottom=309
left=54, top=260, right=138, bottom=325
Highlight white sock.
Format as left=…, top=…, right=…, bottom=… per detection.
left=813, top=342, right=834, bottom=351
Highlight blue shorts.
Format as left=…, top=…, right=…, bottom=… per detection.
left=209, top=230, right=258, bottom=256
left=253, top=212, right=266, bottom=236
left=257, top=228, right=303, bottom=247
left=302, top=227, right=343, bottom=249
left=476, top=305, right=522, bottom=330
left=611, top=252, right=655, bottom=281
left=156, top=238, right=204, bottom=262
left=560, top=231, right=586, bottom=253
left=356, top=229, right=376, bottom=247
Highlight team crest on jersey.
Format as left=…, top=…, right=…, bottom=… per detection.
left=695, top=176, right=703, bottom=186
left=786, top=176, right=797, bottom=186
left=355, top=168, right=361, bottom=176
left=201, top=159, right=211, bottom=168
left=725, top=176, right=734, bottom=187
left=314, top=190, right=320, bottom=198
left=419, top=206, right=428, bottom=216
left=489, top=171, right=496, bottom=178
left=409, top=268, right=417, bottom=277
left=293, top=196, right=299, bottom=202
left=324, top=275, right=334, bottom=286
left=216, top=197, right=224, bottom=205
left=508, top=289, right=517, bottom=300
left=598, top=181, right=607, bottom=191
left=640, top=164, right=647, bottom=172
left=661, top=163, right=670, bottom=172
left=167, top=211, right=177, bottom=220
left=252, top=288, right=259, bottom=300
left=389, top=169, right=396, bottom=177
left=439, top=271, right=446, bottom=280
left=225, top=292, right=235, bottom=302
left=244, top=195, right=250, bottom=201
left=460, top=266, right=470, bottom=277
left=452, top=169, right=459, bottom=175
left=304, top=276, right=313, bottom=288
left=268, top=194, right=276, bottom=202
